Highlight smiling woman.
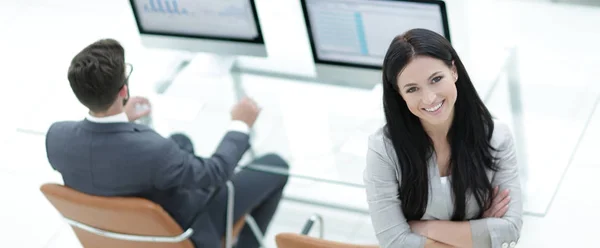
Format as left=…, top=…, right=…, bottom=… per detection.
left=363, top=28, right=523, bottom=248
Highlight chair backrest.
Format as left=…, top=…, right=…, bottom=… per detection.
left=40, top=183, right=194, bottom=248
left=275, top=233, right=379, bottom=248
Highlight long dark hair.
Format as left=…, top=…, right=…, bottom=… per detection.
left=382, top=29, right=499, bottom=221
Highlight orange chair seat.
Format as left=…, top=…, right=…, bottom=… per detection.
left=41, top=183, right=246, bottom=248
left=275, top=233, right=379, bottom=248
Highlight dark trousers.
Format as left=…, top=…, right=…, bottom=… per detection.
left=170, top=134, right=289, bottom=248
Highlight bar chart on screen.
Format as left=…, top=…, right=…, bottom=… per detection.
left=136, top=0, right=258, bottom=39
left=143, top=0, right=190, bottom=15
left=141, top=0, right=250, bottom=19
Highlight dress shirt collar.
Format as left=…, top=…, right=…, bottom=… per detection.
left=86, top=112, right=129, bottom=123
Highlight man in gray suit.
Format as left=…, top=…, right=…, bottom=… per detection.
left=45, top=39, right=289, bottom=248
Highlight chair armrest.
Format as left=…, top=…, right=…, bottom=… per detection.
left=63, top=217, right=194, bottom=243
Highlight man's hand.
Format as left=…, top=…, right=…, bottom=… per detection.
left=231, top=97, right=261, bottom=128
left=124, top=96, right=151, bottom=122
left=482, top=186, right=511, bottom=218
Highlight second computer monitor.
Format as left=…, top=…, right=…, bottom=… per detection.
left=301, top=0, right=450, bottom=87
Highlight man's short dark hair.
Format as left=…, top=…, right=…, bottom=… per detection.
left=68, top=39, right=126, bottom=113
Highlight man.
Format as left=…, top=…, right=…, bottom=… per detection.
left=45, top=39, right=289, bottom=248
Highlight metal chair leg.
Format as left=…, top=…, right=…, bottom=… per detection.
left=244, top=214, right=266, bottom=247
left=225, top=181, right=267, bottom=248
left=225, top=181, right=235, bottom=248
left=300, top=214, right=324, bottom=238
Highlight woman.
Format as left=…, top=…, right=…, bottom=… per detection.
left=363, top=28, right=523, bottom=248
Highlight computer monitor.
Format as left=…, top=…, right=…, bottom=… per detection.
left=300, top=0, right=450, bottom=87
left=129, top=0, right=267, bottom=57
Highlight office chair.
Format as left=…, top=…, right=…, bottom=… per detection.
left=275, top=214, right=378, bottom=248
left=40, top=181, right=264, bottom=248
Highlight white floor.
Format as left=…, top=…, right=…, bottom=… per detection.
left=1, top=0, right=599, bottom=247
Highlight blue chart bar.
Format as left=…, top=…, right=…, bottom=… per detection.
left=171, top=0, right=179, bottom=14
left=165, top=0, right=174, bottom=13
left=156, top=0, right=164, bottom=12
left=150, top=0, right=156, bottom=11
left=354, top=12, right=369, bottom=55
left=144, top=0, right=188, bottom=15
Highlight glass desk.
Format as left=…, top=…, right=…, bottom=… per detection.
left=8, top=0, right=599, bottom=221
left=16, top=42, right=596, bottom=217
left=138, top=45, right=531, bottom=215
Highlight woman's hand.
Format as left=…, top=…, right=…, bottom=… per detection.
left=483, top=186, right=511, bottom=218
left=408, top=220, right=430, bottom=236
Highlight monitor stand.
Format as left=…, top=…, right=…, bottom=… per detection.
left=154, top=53, right=245, bottom=100
left=150, top=52, right=255, bottom=158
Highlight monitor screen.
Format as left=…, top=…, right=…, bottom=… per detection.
left=302, top=0, right=450, bottom=69
left=130, top=0, right=264, bottom=43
